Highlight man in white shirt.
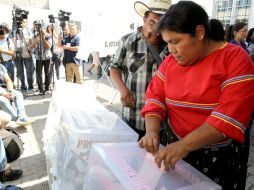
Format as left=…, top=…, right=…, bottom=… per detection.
left=0, top=23, right=15, bottom=82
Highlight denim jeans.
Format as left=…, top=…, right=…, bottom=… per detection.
left=17, top=57, right=35, bottom=90
left=0, top=138, right=7, bottom=172
left=0, top=88, right=26, bottom=120
left=3, top=60, right=15, bottom=82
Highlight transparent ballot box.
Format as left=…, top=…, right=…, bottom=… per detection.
left=45, top=108, right=138, bottom=190
left=44, top=81, right=108, bottom=190
left=84, top=142, right=222, bottom=190
left=43, top=81, right=138, bottom=190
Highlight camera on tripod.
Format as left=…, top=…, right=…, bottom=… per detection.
left=33, top=20, right=44, bottom=37
left=58, top=10, right=71, bottom=22
left=48, top=14, right=55, bottom=24
left=58, top=10, right=72, bottom=28
left=12, top=8, right=29, bottom=29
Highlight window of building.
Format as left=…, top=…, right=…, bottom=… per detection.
left=235, top=6, right=250, bottom=22
left=215, top=0, right=251, bottom=28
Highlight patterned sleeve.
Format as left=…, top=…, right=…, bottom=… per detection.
left=141, top=56, right=170, bottom=120
left=109, top=33, right=131, bottom=71
left=206, top=47, right=254, bottom=143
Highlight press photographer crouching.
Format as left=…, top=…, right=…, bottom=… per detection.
left=0, top=24, right=15, bottom=83
left=31, top=20, right=52, bottom=95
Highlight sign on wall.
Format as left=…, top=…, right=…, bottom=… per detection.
left=0, top=0, right=49, bottom=9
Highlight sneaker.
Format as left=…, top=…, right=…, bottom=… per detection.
left=0, top=168, right=23, bottom=182
left=16, top=115, right=34, bottom=126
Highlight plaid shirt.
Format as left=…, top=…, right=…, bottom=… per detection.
left=110, top=27, right=169, bottom=131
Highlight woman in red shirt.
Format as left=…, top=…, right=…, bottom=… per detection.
left=139, top=1, right=254, bottom=189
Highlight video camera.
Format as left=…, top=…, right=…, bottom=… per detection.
left=58, top=10, right=72, bottom=28
left=12, top=7, right=29, bottom=29
left=48, top=14, right=55, bottom=23
left=33, top=19, right=44, bottom=28
left=33, top=19, right=45, bottom=37
left=58, top=10, right=71, bottom=22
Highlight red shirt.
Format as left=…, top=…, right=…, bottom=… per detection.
left=141, top=43, right=254, bottom=143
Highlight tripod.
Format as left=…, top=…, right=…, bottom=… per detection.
left=13, top=29, right=23, bottom=90
left=34, top=24, right=46, bottom=94
left=13, top=28, right=34, bottom=91
left=49, top=24, right=56, bottom=89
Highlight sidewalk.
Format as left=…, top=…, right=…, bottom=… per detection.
left=3, top=63, right=254, bottom=190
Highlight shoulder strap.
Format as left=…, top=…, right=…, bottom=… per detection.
left=146, top=42, right=163, bottom=66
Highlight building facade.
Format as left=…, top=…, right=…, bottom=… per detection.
left=213, top=0, right=254, bottom=28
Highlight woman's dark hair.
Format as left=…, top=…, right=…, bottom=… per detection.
left=246, top=28, right=254, bottom=43
left=209, top=19, right=225, bottom=41
left=157, top=1, right=224, bottom=41
left=225, top=22, right=247, bottom=41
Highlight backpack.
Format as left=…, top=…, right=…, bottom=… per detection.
left=0, top=127, right=24, bottom=163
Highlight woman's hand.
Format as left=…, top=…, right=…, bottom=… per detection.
left=155, top=140, right=190, bottom=171
left=139, top=131, right=160, bottom=155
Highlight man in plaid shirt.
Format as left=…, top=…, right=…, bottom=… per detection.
left=109, top=0, right=171, bottom=139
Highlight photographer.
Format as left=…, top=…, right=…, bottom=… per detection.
left=58, top=23, right=82, bottom=84
left=0, top=23, right=15, bottom=83
left=31, top=20, right=52, bottom=95
left=16, top=20, right=35, bottom=92
left=47, top=24, right=62, bottom=81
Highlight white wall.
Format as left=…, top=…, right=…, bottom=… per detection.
left=49, top=0, right=144, bottom=58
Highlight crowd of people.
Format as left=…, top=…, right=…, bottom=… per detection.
left=0, top=0, right=254, bottom=189
left=0, top=16, right=83, bottom=188
left=0, top=19, right=85, bottom=124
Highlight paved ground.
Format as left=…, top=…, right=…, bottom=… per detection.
left=2, top=63, right=254, bottom=190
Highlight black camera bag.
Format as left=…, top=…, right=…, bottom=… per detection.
left=0, top=127, right=24, bottom=163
